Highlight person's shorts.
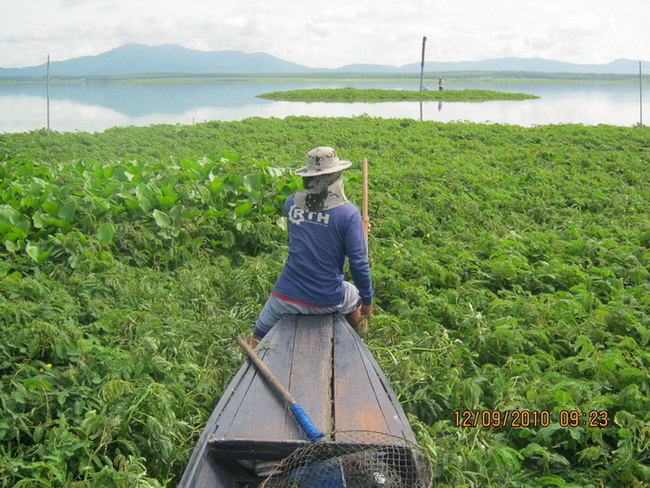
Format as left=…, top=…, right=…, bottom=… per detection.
left=253, top=281, right=360, bottom=338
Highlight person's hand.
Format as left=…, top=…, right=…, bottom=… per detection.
left=361, top=303, right=374, bottom=316
left=251, top=335, right=262, bottom=348
left=363, top=218, right=372, bottom=236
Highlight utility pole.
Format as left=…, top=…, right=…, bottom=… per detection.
left=419, top=36, right=427, bottom=91
left=47, top=55, right=51, bottom=136
left=640, top=61, right=644, bottom=126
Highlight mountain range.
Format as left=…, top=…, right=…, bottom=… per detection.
left=0, top=43, right=645, bottom=78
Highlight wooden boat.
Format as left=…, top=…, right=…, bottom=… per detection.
left=178, top=313, right=421, bottom=487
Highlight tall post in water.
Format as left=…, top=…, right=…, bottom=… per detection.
left=640, top=61, right=644, bottom=126
left=419, top=36, right=427, bottom=91
left=47, top=55, right=51, bottom=136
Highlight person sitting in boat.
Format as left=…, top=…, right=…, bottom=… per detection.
left=252, top=146, right=373, bottom=344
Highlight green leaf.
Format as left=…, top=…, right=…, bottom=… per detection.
left=0, top=221, right=11, bottom=236
left=635, top=461, right=650, bottom=482
left=234, top=202, right=253, bottom=216
left=153, top=209, right=171, bottom=228
left=220, top=151, right=241, bottom=162
left=161, top=185, right=177, bottom=199
left=41, top=200, right=60, bottom=216
left=32, top=212, right=48, bottom=229
left=57, top=391, right=70, bottom=406
left=519, top=442, right=546, bottom=458
left=222, top=175, right=242, bottom=193
left=235, top=219, right=252, bottom=232
left=169, top=204, right=183, bottom=224
left=243, top=173, right=262, bottom=192
left=110, top=204, right=126, bottom=214
left=96, top=222, right=116, bottom=243
left=4, top=240, right=21, bottom=252
left=123, top=197, right=140, bottom=211
left=277, top=184, right=296, bottom=196
left=276, top=216, right=287, bottom=232
left=57, top=200, right=77, bottom=220
left=222, top=230, right=235, bottom=249
left=534, top=423, right=563, bottom=443
left=158, top=195, right=176, bottom=209
left=22, top=376, right=52, bottom=391
left=136, top=183, right=154, bottom=201
left=209, top=177, right=225, bottom=194
left=264, top=166, right=284, bottom=178
left=25, top=243, right=41, bottom=262
left=0, top=206, right=20, bottom=225
left=198, top=185, right=211, bottom=204
left=547, top=452, right=570, bottom=467
left=1, top=225, right=28, bottom=241
left=138, top=196, right=152, bottom=212
left=32, top=425, right=45, bottom=443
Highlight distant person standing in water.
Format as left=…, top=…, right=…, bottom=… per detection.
left=438, top=77, right=444, bottom=91
left=251, top=147, right=373, bottom=345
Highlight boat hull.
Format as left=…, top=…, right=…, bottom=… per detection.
left=178, top=313, right=416, bottom=487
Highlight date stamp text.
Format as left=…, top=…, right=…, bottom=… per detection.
left=453, top=410, right=610, bottom=428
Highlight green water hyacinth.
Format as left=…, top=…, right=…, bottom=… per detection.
left=0, top=117, right=649, bottom=487
left=257, top=87, right=539, bottom=103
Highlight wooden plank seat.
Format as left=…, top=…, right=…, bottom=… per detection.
left=206, top=313, right=415, bottom=461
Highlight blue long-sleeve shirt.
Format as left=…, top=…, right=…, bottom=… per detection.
left=272, top=195, right=373, bottom=307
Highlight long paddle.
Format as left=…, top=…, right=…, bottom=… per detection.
left=358, top=157, right=371, bottom=337
left=235, top=336, right=324, bottom=442
left=361, top=156, right=369, bottom=248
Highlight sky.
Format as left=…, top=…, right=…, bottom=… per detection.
left=2, top=0, right=649, bottom=70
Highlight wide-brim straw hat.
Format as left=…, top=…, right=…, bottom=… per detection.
left=295, top=146, right=352, bottom=176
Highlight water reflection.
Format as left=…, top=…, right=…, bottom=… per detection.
left=0, top=79, right=646, bottom=132
left=419, top=100, right=444, bottom=120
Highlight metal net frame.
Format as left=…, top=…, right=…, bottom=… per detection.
left=260, top=430, right=432, bottom=488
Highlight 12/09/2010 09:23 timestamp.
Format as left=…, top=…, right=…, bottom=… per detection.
left=453, top=410, right=610, bottom=428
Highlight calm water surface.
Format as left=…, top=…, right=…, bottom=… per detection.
left=0, top=79, right=646, bottom=133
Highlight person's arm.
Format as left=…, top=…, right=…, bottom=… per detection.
left=344, top=207, right=373, bottom=306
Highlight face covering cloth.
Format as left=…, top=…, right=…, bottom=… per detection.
left=293, top=172, right=348, bottom=212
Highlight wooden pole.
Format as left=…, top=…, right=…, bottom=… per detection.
left=359, top=157, right=371, bottom=338
left=236, top=336, right=295, bottom=405
left=419, top=36, right=427, bottom=91
left=236, top=336, right=324, bottom=441
left=361, top=157, right=369, bottom=249
left=46, top=55, right=51, bottom=136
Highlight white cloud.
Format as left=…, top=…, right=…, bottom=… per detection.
left=1, top=0, right=648, bottom=69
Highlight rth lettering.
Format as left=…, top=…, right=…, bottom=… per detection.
left=288, top=205, right=330, bottom=226
left=313, top=212, right=330, bottom=224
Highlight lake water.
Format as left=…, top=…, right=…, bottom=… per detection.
left=0, top=79, right=646, bottom=133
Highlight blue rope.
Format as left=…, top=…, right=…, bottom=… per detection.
left=290, top=403, right=324, bottom=441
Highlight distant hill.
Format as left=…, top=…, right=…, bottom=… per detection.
left=395, top=57, right=644, bottom=75
left=0, top=43, right=317, bottom=77
left=0, top=43, right=645, bottom=78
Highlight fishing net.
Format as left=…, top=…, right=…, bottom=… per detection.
left=260, top=431, right=432, bottom=488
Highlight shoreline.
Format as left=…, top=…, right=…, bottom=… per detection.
left=1, top=71, right=646, bottom=85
